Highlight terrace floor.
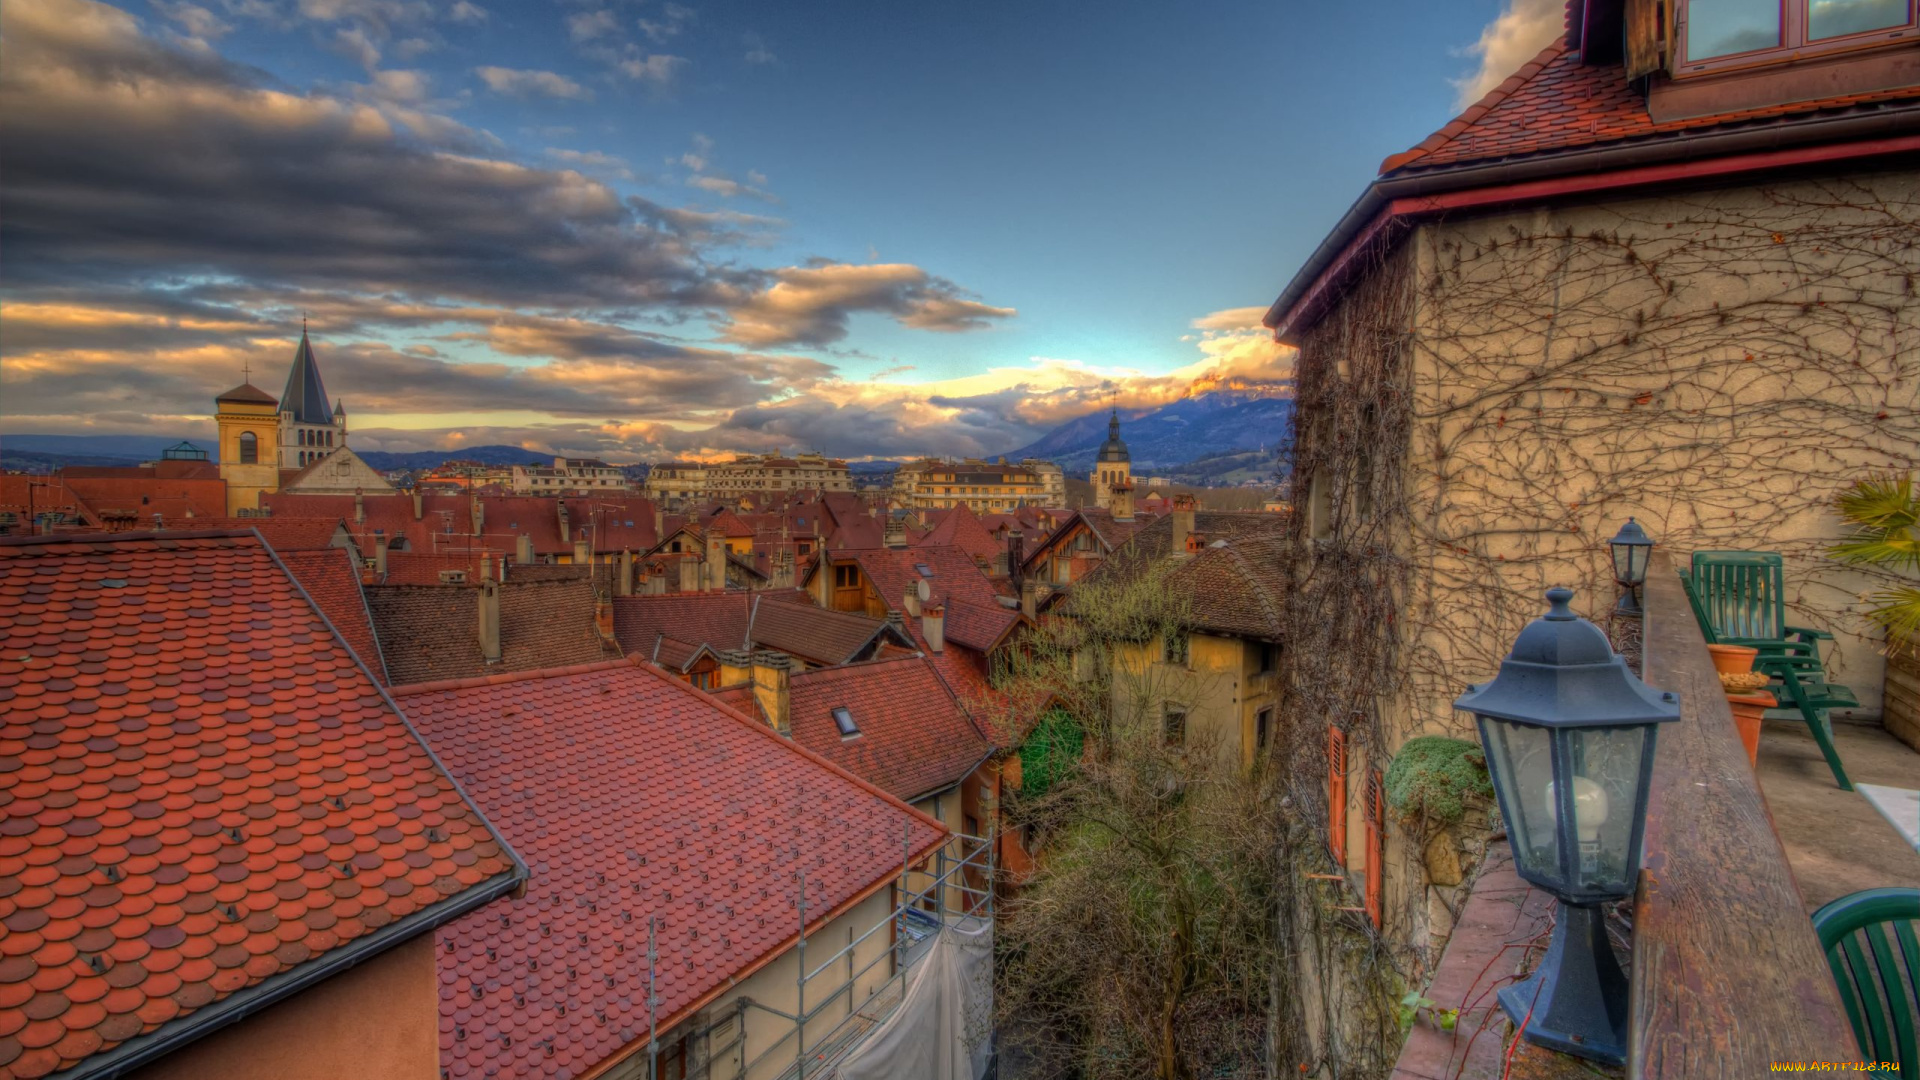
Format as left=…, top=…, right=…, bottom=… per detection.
left=1758, top=716, right=1920, bottom=912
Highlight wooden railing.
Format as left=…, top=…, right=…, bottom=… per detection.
left=1630, top=549, right=1855, bottom=1076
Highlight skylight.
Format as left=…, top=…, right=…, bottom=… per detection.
left=914, top=563, right=934, bottom=578
left=831, top=706, right=860, bottom=738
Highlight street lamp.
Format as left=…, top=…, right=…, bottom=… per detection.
left=1455, top=587, right=1679, bottom=1065
left=1608, top=518, right=1654, bottom=615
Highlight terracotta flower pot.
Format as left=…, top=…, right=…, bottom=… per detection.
left=1706, top=643, right=1759, bottom=676
left=1726, top=691, right=1775, bottom=767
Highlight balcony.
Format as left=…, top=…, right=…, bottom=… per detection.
left=1393, top=549, right=1920, bottom=1080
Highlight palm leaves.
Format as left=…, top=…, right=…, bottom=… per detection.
left=1828, top=472, right=1920, bottom=644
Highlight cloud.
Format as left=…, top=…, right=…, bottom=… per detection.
left=716, top=264, right=1016, bottom=348
left=1453, top=0, right=1562, bottom=109
left=742, top=32, right=775, bottom=65
left=330, top=24, right=381, bottom=67
left=612, top=50, right=686, bottom=87
left=675, top=133, right=775, bottom=201
left=637, top=2, right=692, bottom=43
left=448, top=0, right=484, bottom=22
left=544, top=147, right=635, bottom=180
left=565, top=8, right=616, bottom=42
left=149, top=0, right=231, bottom=39
left=474, top=65, right=591, bottom=100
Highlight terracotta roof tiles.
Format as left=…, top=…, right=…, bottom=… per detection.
left=278, top=547, right=389, bottom=685
left=367, top=579, right=619, bottom=687
left=787, top=656, right=994, bottom=803
left=395, top=660, right=945, bottom=1080
left=0, top=531, right=518, bottom=1080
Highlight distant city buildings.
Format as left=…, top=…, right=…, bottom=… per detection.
left=646, top=452, right=853, bottom=504
left=510, top=456, right=628, bottom=493
left=892, top=456, right=1065, bottom=510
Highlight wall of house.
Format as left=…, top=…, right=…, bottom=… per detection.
left=216, top=402, right=281, bottom=515
left=1275, top=166, right=1920, bottom=1075
left=661, top=886, right=898, bottom=1080
left=128, top=934, right=440, bottom=1080
left=1109, top=632, right=1276, bottom=769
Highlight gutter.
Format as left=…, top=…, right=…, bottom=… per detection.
left=1263, top=103, right=1920, bottom=343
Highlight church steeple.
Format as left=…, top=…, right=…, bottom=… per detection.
left=280, top=325, right=334, bottom=425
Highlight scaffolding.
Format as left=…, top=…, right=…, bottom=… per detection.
left=640, top=826, right=997, bottom=1080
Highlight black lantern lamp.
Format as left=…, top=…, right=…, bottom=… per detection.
left=1608, top=518, right=1654, bottom=615
left=1455, top=587, right=1679, bottom=1065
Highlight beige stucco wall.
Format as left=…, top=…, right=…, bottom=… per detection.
left=128, top=933, right=440, bottom=1080
left=1112, top=632, right=1280, bottom=770
left=217, top=402, right=281, bottom=515
left=1393, top=170, right=1919, bottom=737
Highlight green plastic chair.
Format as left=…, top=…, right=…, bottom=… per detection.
left=1683, top=551, right=1858, bottom=790
left=1812, top=887, right=1920, bottom=1077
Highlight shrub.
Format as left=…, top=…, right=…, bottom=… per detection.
left=1383, top=736, right=1492, bottom=828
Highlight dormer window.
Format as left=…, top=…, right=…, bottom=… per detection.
left=1679, top=0, right=1916, bottom=69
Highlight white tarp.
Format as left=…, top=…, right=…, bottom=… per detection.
left=833, top=917, right=993, bottom=1080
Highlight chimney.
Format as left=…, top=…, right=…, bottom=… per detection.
left=1112, top=482, right=1134, bottom=522
left=573, top=536, right=591, bottom=566
left=705, top=531, right=727, bottom=592
left=884, top=514, right=906, bottom=549
left=354, top=489, right=366, bottom=527
left=921, top=601, right=945, bottom=654
left=750, top=651, right=792, bottom=733
left=885, top=610, right=905, bottom=639
left=373, top=530, right=389, bottom=578
left=903, top=584, right=921, bottom=618
left=1007, top=530, right=1025, bottom=591
left=478, top=552, right=491, bottom=583
left=477, top=580, right=502, bottom=663
left=617, top=550, right=634, bottom=596
left=652, top=502, right=665, bottom=544
left=411, top=490, right=422, bottom=520
left=470, top=498, right=484, bottom=537
left=678, top=553, right=703, bottom=594
left=516, top=533, right=533, bottom=566
left=594, top=591, right=615, bottom=646
left=1020, top=578, right=1039, bottom=620
left=557, top=501, right=571, bottom=544
left=1171, top=494, right=1196, bottom=557
left=716, top=649, right=753, bottom=690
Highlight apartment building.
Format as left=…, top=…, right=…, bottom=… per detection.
left=509, top=456, right=630, bottom=493
left=893, top=457, right=1066, bottom=511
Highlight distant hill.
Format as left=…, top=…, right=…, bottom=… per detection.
left=1, top=433, right=209, bottom=465
left=1004, top=384, right=1293, bottom=475
left=354, top=445, right=573, bottom=471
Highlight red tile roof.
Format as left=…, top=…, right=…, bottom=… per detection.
left=836, top=546, right=1003, bottom=616
left=610, top=593, right=752, bottom=657
left=0, top=531, right=518, bottom=1080
left=745, top=595, right=896, bottom=667
left=916, top=503, right=998, bottom=565
left=278, top=547, right=389, bottom=685
left=379, top=551, right=495, bottom=587
left=394, top=660, right=945, bottom=1080
left=191, top=518, right=353, bottom=552
left=787, top=657, right=994, bottom=803
left=941, top=598, right=1022, bottom=654
left=1382, top=38, right=1920, bottom=175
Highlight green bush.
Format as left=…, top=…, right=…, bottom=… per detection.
left=1019, top=707, right=1084, bottom=799
left=1383, top=736, right=1492, bottom=828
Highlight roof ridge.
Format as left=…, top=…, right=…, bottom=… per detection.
left=1380, top=36, right=1569, bottom=174
left=389, top=656, right=641, bottom=696
left=0, top=527, right=258, bottom=551
left=788, top=653, right=935, bottom=682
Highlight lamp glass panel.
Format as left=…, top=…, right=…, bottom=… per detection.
left=1612, top=539, right=1650, bottom=584
left=1561, top=725, right=1649, bottom=895
left=1481, top=717, right=1561, bottom=887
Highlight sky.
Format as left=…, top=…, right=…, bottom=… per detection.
left=0, top=0, right=1564, bottom=461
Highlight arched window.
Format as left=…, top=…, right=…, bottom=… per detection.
left=239, top=431, right=258, bottom=464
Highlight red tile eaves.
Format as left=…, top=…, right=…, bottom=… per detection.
left=0, top=530, right=516, bottom=1080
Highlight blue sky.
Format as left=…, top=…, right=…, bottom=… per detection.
left=0, top=0, right=1559, bottom=459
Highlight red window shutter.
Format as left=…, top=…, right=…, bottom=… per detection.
left=1364, top=768, right=1385, bottom=928
left=1326, top=727, right=1347, bottom=867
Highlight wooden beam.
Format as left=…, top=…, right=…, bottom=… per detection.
left=1630, top=549, right=1856, bottom=1077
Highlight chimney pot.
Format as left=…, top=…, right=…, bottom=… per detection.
left=477, top=580, right=502, bottom=662
left=921, top=602, right=945, bottom=654
left=373, top=530, right=389, bottom=577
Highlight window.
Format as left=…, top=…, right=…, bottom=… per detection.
left=1256, top=707, right=1273, bottom=753
left=1257, top=642, right=1279, bottom=675
left=831, top=706, right=859, bottom=737
left=835, top=564, right=859, bottom=589
left=1327, top=726, right=1348, bottom=867
left=1680, top=0, right=1916, bottom=67
left=690, top=670, right=714, bottom=690
left=914, top=563, right=934, bottom=578
left=1161, top=706, right=1187, bottom=749
left=1162, top=627, right=1189, bottom=667
left=965, top=814, right=979, bottom=837
left=238, top=431, right=257, bottom=464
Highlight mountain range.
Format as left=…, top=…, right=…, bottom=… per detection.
left=1003, top=380, right=1293, bottom=475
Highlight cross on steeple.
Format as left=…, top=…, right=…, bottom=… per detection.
left=241, top=360, right=251, bottom=383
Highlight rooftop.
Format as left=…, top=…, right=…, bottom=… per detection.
left=0, top=531, right=518, bottom=1080
left=393, top=659, right=945, bottom=1080
left=786, top=656, right=996, bottom=803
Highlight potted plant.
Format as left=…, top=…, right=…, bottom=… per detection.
left=1706, top=643, right=1759, bottom=677
left=1720, top=670, right=1773, bottom=766
left=1827, top=472, right=1920, bottom=752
